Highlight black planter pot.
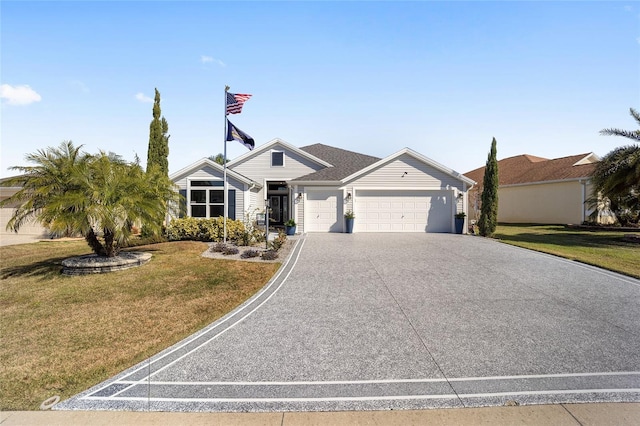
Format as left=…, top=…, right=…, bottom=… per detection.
left=285, top=225, right=296, bottom=236
left=454, top=218, right=465, bottom=234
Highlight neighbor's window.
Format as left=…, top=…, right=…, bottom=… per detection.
left=189, top=180, right=235, bottom=219
left=271, top=151, right=284, bottom=167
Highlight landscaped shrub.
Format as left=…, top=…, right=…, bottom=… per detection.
left=166, top=217, right=245, bottom=242
left=261, top=249, right=279, bottom=260
left=253, top=228, right=266, bottom=243
left=241, top=249, right=261, bottom=259
left=210, top=242, right=227, bottom=253
left=125, top=234, right=168, bottom=247
left=269, top=231, right=287, bottom=252
left=222, top=246, right=239, bottom=256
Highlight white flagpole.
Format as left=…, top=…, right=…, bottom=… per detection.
left=223, top=85, right=229, bottom=244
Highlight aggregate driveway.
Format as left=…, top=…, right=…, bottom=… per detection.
left=57, top=233, right=640, bottom=412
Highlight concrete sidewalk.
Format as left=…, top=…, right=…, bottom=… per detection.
left=2, top=403, right=640, bottom=425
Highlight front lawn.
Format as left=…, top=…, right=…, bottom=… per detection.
left=0, top=240, right=279, bottom=410
left=493, top=224, right=640, bottom=279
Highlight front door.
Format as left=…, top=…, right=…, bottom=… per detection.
left=269, top=195, right=288, bottom=226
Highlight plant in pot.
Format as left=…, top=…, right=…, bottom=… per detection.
left=284, top=218, right=297, bottom=235
left=344, top=210, right=355, bottom=234
left=454, top=212, right=466, bottom=234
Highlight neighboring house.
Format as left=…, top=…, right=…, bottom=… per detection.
left=0, top=179, right=50, bottom=238
left=464, top=152, right=613, bottom=225
left=170, top=139, right=476, bottom=233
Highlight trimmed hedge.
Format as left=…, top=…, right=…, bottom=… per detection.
left=166, top=217, right=245, bottom=242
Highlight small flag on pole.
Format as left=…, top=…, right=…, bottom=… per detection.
left=226, top=119, right=255, bottom=150
left=226, top=92, right=252, bottom=114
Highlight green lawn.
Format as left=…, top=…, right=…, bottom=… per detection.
left=0, top=240, right=279, bottom=411
left=493, top=224, right=640, bottom=279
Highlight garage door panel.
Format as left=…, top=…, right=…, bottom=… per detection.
left=354, top=190, right=451, bottom=233
left=305, top=190, right=343, bottom=232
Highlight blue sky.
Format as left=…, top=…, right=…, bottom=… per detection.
left=1, top=1, right=638, bottom=179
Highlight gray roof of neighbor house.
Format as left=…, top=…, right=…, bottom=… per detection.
left=293, top=144, right=381, bottom=182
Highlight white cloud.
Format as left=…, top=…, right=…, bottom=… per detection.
left=201, top=55, right=226, bottom=67
left=135, top=92, right=153, bottom=103
left=0, top=84, right=42, bottom=105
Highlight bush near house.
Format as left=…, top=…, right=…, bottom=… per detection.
left=166, top=217, right=245, bottom=242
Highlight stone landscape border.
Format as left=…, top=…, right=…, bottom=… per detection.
left=61, top=252, right=152, bottom=275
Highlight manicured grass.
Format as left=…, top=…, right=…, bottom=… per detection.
left=0, top=240, right=279, bottom=411
left=493, top=224, right=640, bottom=279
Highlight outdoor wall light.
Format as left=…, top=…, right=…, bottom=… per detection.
left=346, top=192, right=352, bottom=201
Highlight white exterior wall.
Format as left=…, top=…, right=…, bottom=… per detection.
left=230, top=143, right=325, bottom=185
left=230, top=143, right=327, bottom=216
left=345, top=154, right=466, bottom=190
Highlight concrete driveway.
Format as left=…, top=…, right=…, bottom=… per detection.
left=57, top=233, right=640, bottom=412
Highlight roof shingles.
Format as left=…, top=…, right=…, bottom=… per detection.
left=464, top=153, right=597, bottom=186
left=293, top=144, right=381, bottom=182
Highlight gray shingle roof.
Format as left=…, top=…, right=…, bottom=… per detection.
left=293, top=144, right=380, bottom=182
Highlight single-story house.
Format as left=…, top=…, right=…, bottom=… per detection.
left=0, top=180, right=50, bottom=238
left=463, top=152, right=613, bottom=225
left=170, top=139, right=476, bottom=233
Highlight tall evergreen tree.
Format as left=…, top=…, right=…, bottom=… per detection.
left=146, top=88, right=170, bottom=176
left=478, top=137, right=499, bottom=237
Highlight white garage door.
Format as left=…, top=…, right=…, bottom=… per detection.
left=305, top=190, right=343, bottom=232
left=355, top=190, right=452, bottom=233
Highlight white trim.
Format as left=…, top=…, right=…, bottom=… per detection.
left=85, top=388, right=640, bottom=404
left=501, top=177, right=592, bottom=188
left=170, top=158, right=260, bottom=188
left=573, top=152, right=600, bottom=166
left=270, top=150, right=285, bottom=167
left=342, top=148, right=476, bottom=186
left=290, top=180, right=340, bottom=186
left=111, top=370, right=640, bottom=386
left=228, top=138, right=333, bottom=168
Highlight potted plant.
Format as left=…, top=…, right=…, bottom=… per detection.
left=284, top=218, right=297, bottom=235
left=344, top=210, right=355, bottom=234
left=454, top=212, right=466, bottom=234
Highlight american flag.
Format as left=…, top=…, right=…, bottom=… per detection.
left=226, top=92, right=252, bottom=114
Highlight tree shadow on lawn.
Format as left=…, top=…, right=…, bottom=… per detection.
left=0, top=247, right=162, bottom=281
left=1, top=254, right=77, bottom=280
left=495, top=229, right=636, bottom=250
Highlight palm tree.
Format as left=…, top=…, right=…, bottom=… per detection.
left=209, top=153, right=227, bottom=165
left=1, top=142, right=180, bottom=257
left=600, top=108, right=640, bottom=141
left=1, top=141, right=89, bottom=236
left=592, top=108, right=640, bottom=225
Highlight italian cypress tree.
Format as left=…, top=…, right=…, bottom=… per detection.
left=146, top=88, right=170, bottom=176
left=478, top=137, right=499, bottom=237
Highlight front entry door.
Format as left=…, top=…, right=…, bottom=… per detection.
left=269, top=195, right=288, bottom=225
